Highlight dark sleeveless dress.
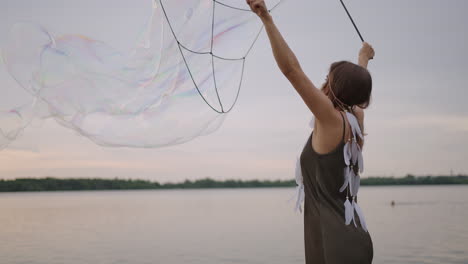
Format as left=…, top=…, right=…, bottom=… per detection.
left=300, top=112, right=373, bottom=264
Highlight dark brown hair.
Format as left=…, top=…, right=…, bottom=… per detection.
left=321, top=61, right=372, bottom=111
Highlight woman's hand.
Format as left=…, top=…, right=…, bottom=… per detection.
left=358, top=42, right=375, bottom=68
left=359, top=42, right=375, bottom=61
left=246, top=0, right=271, bottom=21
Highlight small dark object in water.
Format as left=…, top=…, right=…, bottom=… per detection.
left=391, top=200, right=395, bottom=206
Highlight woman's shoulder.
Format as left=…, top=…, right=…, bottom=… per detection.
left=353, top=106, right=364, bottom=121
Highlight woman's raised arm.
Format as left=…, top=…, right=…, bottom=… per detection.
left=246, top=0, right=336, bottom=122
left=358, top=42, right=375, bottom=69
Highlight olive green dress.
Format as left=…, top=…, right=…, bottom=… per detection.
left=299, top=111, right=373, bottom=264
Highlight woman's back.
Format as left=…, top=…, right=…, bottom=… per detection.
left=311, top=107, right=365, bottom=155
left=300, top=110, right=373, bottom=264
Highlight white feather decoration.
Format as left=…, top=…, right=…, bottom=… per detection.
left=357, top=144, right=364, bottom=173
left=344, top=199, right=353, bottom=225
left=354, top=202, right=369, bottom=232
left=339, top=166, right=351, bottom=192
left=351, top=173, right=360, bottom=197
left=295, top=186, right=304, bottom=213
left=343, top=142, right=351, bottom=165
left=348, top=169, right=355, bottom=195
left=339, top=112, right=368, bottom=231
left=345, top=112, right=363, bottom=139
left=294, top=157, right=305, bottom=213
left=351, top=200, right=358, bottom=227
left=351, top=141, right=359, bottom=164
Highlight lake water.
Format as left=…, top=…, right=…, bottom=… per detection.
left=0, top=185, right=467, bottom=264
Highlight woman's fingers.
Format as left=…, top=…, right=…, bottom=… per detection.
left=246, top=0, right=268, bottom=17
left=360, top=42, right=375, bottom=60
left=368, top=44, right=375, bottom=59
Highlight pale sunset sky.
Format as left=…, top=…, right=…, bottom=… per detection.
left=1, top=0, right=467, bottom=182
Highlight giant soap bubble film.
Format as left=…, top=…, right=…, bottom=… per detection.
left=0, top=0, right=281, bottom=149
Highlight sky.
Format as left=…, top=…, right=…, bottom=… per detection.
left=1, top=0, right=467, bottom=182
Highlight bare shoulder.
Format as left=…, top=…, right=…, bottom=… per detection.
left=353, top=106, right=364, bottom=121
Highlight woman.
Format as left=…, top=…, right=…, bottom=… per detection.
left=246, top=0, right=375, bottom=263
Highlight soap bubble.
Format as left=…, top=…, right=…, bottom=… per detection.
left=1, top=0, right=281, bottom=149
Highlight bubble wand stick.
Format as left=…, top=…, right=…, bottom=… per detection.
left=338, top=0, right=364, bottom=42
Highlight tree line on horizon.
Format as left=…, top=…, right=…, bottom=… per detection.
left=0, top=174, right=467, bottom=192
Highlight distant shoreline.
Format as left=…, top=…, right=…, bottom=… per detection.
left=0, top=175, right=467, bottom=192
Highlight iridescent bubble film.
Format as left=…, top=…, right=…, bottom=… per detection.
left=1, top=0, right=281, bottom=149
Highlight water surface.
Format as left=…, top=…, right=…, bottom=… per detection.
left=1, top=185, right=467, bottom=264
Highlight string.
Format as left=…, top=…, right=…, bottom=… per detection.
left=158, top=0, right=282, bottom=113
